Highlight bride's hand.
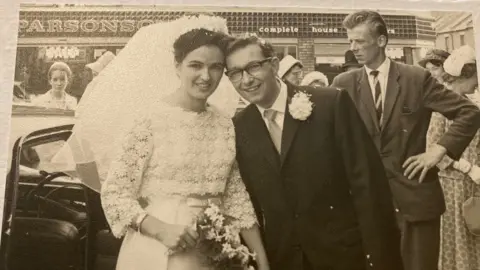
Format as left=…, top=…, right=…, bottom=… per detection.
left=140, top=215, right=199, bottom=250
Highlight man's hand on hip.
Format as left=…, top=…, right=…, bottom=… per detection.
left=402, top=144, right=447, bottom=183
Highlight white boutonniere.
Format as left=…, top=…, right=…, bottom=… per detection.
left=288, top=91, right=314, bottom=121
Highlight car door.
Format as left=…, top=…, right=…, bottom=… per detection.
left=1, top=124, right=123, bottom=270
left=1, top=124, right=86, bottom=270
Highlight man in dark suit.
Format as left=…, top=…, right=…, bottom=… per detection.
left=331, top=10, right=480, bottom=270
left=225, top=35, right=403, bottom=270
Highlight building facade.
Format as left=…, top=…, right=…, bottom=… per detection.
left=433, top=12, right=475, bottom=52
left=15, top=5, right=436, bottom=96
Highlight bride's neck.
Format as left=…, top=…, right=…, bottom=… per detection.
left=165, top=89, right=207, bottom=113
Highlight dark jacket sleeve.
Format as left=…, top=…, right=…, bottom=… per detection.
left=422, top=71, right=480, bottom=159
left=232, top=116, right=265, bottom=231
left=330, top=73, right=345, bottom=89
left=333, top=89, right=403, bottom=270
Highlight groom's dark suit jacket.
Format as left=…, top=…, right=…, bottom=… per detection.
left=233, top=84, right=403, bottom=270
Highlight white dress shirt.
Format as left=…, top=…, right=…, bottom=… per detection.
left=256, top=80, right=288, bottom=132
left=364, top=57, right=391, bottom=110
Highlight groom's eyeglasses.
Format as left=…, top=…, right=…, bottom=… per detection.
left=225, top=57, right=273, bottom=82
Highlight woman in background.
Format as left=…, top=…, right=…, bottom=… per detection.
left=418, top=48, right=450, bottom=84
left=32, top=61, right=77, bottom=110
left=278, top=55, right=303, bottom=85
left=427, top=45, right=480, bottom=270
left=300, top=71, right=329, bottom=87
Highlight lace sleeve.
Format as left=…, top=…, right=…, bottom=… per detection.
left=222, top=161, right=258, bottom=230
left=101, top=117, right=153, bottom=238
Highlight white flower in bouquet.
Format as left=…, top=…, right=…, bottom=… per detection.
left=205, top=228, right=216, bottom=240
left=196, top=202, right=256, bottom=269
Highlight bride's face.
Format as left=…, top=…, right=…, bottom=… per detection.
left=175, top=45, right=225, bottom=101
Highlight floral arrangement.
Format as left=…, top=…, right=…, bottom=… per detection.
left=289, top=91, right=314, bottom=121
left=195, top=202, right=256, bottom=270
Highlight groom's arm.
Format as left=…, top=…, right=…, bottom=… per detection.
left=232, top=118, right=265, bottom=233
left=332, top=89, right=403, bottom=269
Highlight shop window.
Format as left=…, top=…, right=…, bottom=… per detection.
left=273, top=45, right=298, bottom=60
left=445, top=36, right=451, bottom=51
left=13, top=46, right=95, bottom=107
left=460, top=34, right=465, bottom=46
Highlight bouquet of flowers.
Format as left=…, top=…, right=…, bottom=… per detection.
left=195, top=202, right=256, bottom=270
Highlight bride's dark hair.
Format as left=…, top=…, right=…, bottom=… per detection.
left=173, top=28, right=232, bottom=63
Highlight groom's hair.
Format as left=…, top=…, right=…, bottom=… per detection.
left=343, top=10, right=389, bottom=45
left=225, top=35, right=275, bottom=58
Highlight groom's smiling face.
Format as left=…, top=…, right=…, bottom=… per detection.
left=226, top=44, right=280, bottom=108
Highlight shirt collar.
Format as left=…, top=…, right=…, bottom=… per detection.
left=256, top=79, right=288, bottom=116
left=364, top=57, right=391, bottom=77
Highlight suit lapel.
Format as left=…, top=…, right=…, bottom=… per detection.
left=381, top=61, right=401, bottom=129
left=280, top=95, right=300, bottom=167
left=357, top=70, right=381, bottom=132
left=243, top=105, right=281, bottom=171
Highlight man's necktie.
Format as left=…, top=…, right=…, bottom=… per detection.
left=264, top=109, right=282, bottom=154
left=370, top=70, right=383, bottom=125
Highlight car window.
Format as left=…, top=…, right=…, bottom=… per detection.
left=21, top=140, right=75, bottom=173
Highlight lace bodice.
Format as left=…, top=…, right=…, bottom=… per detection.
left=101, top=103, right=257, bottom=238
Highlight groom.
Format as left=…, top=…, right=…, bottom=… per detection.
left=225, top=36, right=403, bottom=270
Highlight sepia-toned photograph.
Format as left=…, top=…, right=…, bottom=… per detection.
left=2, top=3, right=480, bottom=270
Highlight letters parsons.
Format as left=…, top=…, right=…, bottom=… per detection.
left=17, top=19, right=158, bottom=33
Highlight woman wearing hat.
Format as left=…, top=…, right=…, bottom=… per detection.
left=278, top=55, right=303, bottom=85
left=86, top=51, right=116, bottom=78
left=341, top=50, right=363, bottom=72
left=76, top=51, right=116, bottom=101
left=300, top=71, right=329, bottom=87
left=426, top=45, right=480, bottom=270
left=418, top=48, right=450, bottom=84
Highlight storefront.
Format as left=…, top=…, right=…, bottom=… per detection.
left=15, top=6, right=436, bottom=96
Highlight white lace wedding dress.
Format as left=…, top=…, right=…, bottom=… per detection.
left=101, top=102, right=257, bottom=270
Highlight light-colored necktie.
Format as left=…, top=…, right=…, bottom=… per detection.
left=264, top=109, right=282, bottom=154
left=370, top=70, right=383, bottom=126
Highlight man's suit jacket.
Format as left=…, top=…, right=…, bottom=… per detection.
left=331, top=60, right=480, bottom=222
left=233, top=84, right=403, bottom=270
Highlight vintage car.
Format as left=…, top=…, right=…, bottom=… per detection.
left=1, top=104, right=122, bottom=270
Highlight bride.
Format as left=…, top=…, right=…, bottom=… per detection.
left=66, top=14, right=269, bottom=270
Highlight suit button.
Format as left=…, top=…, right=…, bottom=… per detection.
left=329, top=205, right=334, bottom=210
left=294, top=213, right=300, bottom=219
left=395, top=208, right=400, bottom=213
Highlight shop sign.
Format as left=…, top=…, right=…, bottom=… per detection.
left=258, top=26, right=299, bottom=33
left=18, top=19, right=157, bottom=34
left=311, top=27, right=339, bottom=33
left=45, top=46, right=80, bottom=60
left=258, top=26, right=396, bottom=35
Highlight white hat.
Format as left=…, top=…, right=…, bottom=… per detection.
left=301, top=71, right=329, bottom=86
left=443, top=45, right=476, bottom=77
left=278, top=55, right=303, bottom=78
left=86, top=51, right=115, bottom=74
